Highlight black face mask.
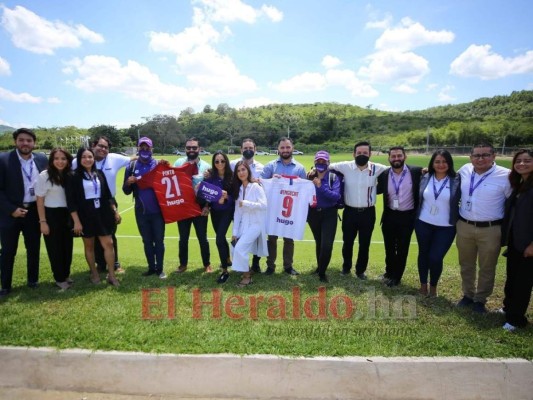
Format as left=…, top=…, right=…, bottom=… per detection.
left=355, top=155, right=369, bottom=166
left=186, top=151, right=199, bottom=160
left=242, top=150, right=254, bottom=160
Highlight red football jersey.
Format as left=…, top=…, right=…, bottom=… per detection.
left=138, top=163, right=202, bottom=223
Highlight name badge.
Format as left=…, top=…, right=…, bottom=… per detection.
left=465, top=200, right=472, bottom=211
left=392, top=198, right=399, bottom=210
left=430, top=204, right=439, bottom=215
left=94, top=199, right=100, bottom=208
left=29, top=188, right=35, bottom=196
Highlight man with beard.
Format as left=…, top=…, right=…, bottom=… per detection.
left=173, top=137, right=212, bottom=273
left=377, top=146, right=422, bottom=287
left=0, top=128, right=48, bottom=297
left=330, top=141, right=387, bottom=280
left=261, top=137, right=307, bottom=275
left=230, top=138, right=264, bottom=273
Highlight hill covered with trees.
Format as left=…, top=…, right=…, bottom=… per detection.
left=1, top=90, right=532, bottom=154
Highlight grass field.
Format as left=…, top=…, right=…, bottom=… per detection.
left=0, top=152, right=531, bottom=359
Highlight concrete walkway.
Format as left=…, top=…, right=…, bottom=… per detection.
left=0, top=347, right=532, bottom=399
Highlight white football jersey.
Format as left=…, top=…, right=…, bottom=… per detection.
left=261, top=176, right=316, bottom=240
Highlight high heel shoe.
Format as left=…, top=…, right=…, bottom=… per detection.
left=236, top=277, right=253, bottom=288
left=90, top=275, right=101, bottom=284
left=107, top=277, right=120, bottom=287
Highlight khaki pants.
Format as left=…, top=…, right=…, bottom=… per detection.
left=266, top=236, right=294, bottom=270
left=456, top=220, right=502, bottom=303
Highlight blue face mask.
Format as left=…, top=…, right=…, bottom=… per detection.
left=139, top=150, right=152, bottom=161
left=315, top=163, right=328, bottom=173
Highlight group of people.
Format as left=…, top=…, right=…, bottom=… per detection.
left=0, top=128, right=531, bottom=332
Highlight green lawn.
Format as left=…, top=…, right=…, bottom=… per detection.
left=0, top=153, right=530, bottom=359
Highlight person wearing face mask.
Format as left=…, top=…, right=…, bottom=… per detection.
left=329, top=141, right=387, bottom=280
left=123, top=137, right=167, bottom=279
left=173, top=137, right=212, bottom=273
left=307, top=151, right=341, bottom=283
left=376, top=146, right=422, bottom=288
left=230, top=138, right=264, bottom=273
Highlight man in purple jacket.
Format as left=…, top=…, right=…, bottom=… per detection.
left=123, top=137, right=167, bottom=279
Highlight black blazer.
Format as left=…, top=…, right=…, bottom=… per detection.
left=0, top=150, right=48, bottom=225
left=502, top=187, right=533, bottom=253
left=377, top=165, right=422, bottom=220
left=65, top=170, right=114, bottom=215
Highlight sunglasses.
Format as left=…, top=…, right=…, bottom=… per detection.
left=214, top=160, right=226, bottom=164
left=185, top=146, right=198, bottom=151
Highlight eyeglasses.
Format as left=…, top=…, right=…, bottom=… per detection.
left=214, top=160, right=226, bottom=164
left=96, top=144, right=109, bottom=150
left=185, top=146, right=198, bottom=151
left=470, top=153, right=492, bottom=159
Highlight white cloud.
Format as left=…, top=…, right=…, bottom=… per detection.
left=271, top=72, right=327, bottom=93
left=375, top=17, right=454, bottom=52
left=324, top=69, right=379, bottom=97
left=240, top=97, right=278, bottom=108
left=358, top=50, right=429, bottom=84
left=193, top=0, right=282, bottom=24
left=366, top=15, right=392, bottom=29
left=47, top=97, right=61, bottom=104
left=0, top=5, right=104, bottom=55
left=450, top=44, right=533, bottom=80
left=0, top=56, right=10, bottom=75
left=438, top=85, right=455, bottom=102
left=392, top=83, right=417, bottom=94
left=0, top=86, right=42, bottom=103
left=321, top=55, right=341, bottom=69
left=426, top=83, right=438, bottom=91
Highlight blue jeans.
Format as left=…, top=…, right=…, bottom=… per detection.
left=415, top=219, right=456, bottom=286
left=135, top=209, right=165, bottom=273
left=210, top=208, right=233, bottom=269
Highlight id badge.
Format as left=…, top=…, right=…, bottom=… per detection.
left=29, top=187, right=35, bottom=196
left=430, top=204, right=439, bottom=215
left=465, top=200, right=472, bottom=211
left=392, top=198, right=399, bottom=210
left=94, top=199, right=100, bottom=208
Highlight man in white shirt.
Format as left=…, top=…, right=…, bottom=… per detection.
left=456, top=143, right=511, bottom=313
left=330, top=141, right=387, bottom=280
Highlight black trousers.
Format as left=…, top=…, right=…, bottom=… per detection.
left=43, top=207, right=73, bottom=282
left=0, top=203, right=41, bottom=290
left=341, top=206, right=375, bottom=275
left=503, top=245, right=533, bottom=328
left=178, top=215, right=210, bottom=267
left=381, top=209, right=416, bottom=282
left=210, top=208, right=233, bottom=269
left=307, top=207, right=338, bottom=276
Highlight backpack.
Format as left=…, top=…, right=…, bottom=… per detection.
left=328, top=171, right=345, bottom=209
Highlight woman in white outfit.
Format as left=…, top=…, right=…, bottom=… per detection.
left=231, top=161, right=268, bottom=287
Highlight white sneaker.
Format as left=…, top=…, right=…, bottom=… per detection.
left=159, top=272, right=167, bottom=279
left=502, top=322, right=517, bottom=332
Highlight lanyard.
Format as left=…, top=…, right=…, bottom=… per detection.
left=21, top=160, right=34, bottom=184
left=432, top=176, right=449, bottom=200
left=97, top=157, right=106, bottom=171
left=469, top=168, right=493, bottom=196
left=390, top=168, right=407, bottom=196
left=84, top=171, right=99, bottom=196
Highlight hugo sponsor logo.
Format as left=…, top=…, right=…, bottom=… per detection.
left=201, top=184, right=218, bottom=196
left=276, top=217, right=294, bottom=225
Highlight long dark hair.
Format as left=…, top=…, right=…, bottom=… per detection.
left=509, top=149, right=533, bottom=192
left=47, top=148, right=73, bottom=186
left=232, top=160, right=253, bottom=198
left=428, top=149, right=456, bottom=178
left=75, top=147, right=97, bottom=175
left=209, top=151, right=233, bottom=191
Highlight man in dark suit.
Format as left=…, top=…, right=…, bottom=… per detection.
left=0, top=128, right=48, bottom=297
left=377, top=146, right=422, bottom=287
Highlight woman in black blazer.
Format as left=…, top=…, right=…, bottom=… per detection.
left=66, top=147, right=120, bottom=286
left=501, top=149, right=533, bottom=331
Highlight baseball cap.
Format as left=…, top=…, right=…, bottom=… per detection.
left=314, top=150, right=330, bottom=162
left=138, top=137, right=153, bottom=147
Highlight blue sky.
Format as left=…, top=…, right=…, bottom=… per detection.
left=0, top=0, right=532, bottom=129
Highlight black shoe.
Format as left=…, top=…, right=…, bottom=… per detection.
left=142, top=270, right=158, bottom=277
left=217, top=272, right=230, bottom=284
left=311, top=268, right=319, bottom=275
left=284, top=267, right=300, bottom=276
left=457, top=296, right=474, bottom=308
left=356, top=273, right=367, bottom=281
left=264, top=267, right=275, bottom=275
left=380, top=273, right=390, bottom=282
left=27, top=282, right=39, bottom=289
left=340, top=269, right=351, bottom=276
left=472, top=302, right=487, bottom=314
left=0, top=288, right=11, bottom=297
left=250, top=265, right=262, bottom=274
left=386, top=279, right=399, bottom=287
left=319, top=275, right=329, bottom=283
